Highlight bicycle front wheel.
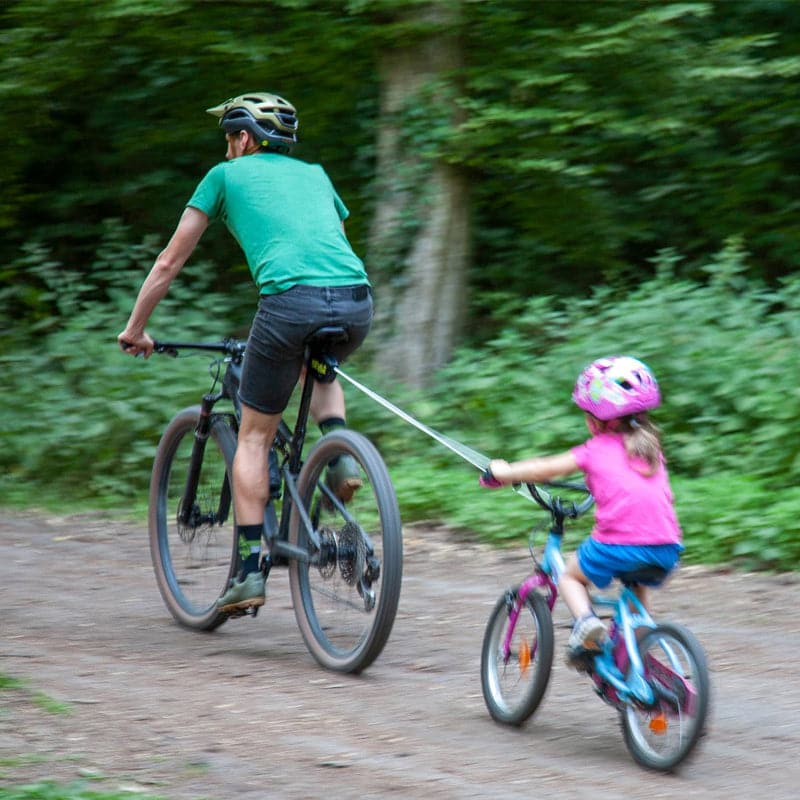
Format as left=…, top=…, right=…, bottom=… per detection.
left=481, top=588, right=554, bottom=726
left=149, top=406, right=238, bottom=631
left=621, top=622, right=710, bottom=771
left=288, top=429, right=402, bottom=673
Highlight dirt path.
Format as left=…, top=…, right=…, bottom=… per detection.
left=1, top=509, right=799, bottom=799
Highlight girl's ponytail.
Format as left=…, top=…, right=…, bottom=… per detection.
left=621, top=413, right=662, bottom=475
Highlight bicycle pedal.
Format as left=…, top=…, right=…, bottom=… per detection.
left=565, top=649, right=596, bottom=673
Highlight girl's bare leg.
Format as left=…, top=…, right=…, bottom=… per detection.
left=558, top=552, right=595, bottom=620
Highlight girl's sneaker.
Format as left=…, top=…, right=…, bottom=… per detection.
left=567, top=614, right=607, bottom=653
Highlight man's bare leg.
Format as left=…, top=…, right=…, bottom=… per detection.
left=217, top=404, right=281, bottom=612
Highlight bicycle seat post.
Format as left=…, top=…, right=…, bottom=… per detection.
left=289, top=326, right=350, bottom=474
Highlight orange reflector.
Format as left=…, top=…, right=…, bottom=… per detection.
left=649, top=713, right=668, bottom=735
left=519, top=640, right=531, bottom=673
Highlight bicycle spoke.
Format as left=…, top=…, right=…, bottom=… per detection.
left=481, top=589, right=554, bottom=726
left=289, top=429, right=402, bottom=673
left=149, top=408, right=237, bottom=630
left=621, top=623, right=710, bottom=771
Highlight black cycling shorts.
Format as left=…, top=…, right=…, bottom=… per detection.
left=238, top=284, right=373, bottom=415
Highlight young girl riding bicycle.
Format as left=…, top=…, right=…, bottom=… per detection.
left=485, top=356, right=683, bottom=665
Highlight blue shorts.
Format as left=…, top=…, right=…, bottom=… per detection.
left=576, top=538, right=684, bottom=589
left=239, top=284, right=373, bottom=415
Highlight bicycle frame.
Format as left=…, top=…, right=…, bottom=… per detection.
left=591, top=589, right=657, bottom=706
left=147, top=332, right=403, bottom=673
left=482, top=479, right=709, bottom=770
left=156, top=332, right=369, bottom=568
left=505, top=487, right=678, bottom=711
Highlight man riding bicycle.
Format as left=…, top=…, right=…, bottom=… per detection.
left=118, top=92, right=373, bottom=614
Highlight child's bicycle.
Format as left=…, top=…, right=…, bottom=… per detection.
left=145, top=326, right=403, bottom=674
left=479, top=479, right=710, bottom=771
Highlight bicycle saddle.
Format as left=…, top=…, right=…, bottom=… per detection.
left=304, top=325, right=350, bottom=349
left=618, top=565, right=669, bottom=587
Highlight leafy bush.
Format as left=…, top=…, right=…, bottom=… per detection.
left=346, top=239, right=800, bottom=569
left=2, top=229, right=798, bottom=569
left=0, top=220, right=250, bottom=510
left=0, top=783, right=166, bottom=800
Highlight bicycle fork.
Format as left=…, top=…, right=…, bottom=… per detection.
left=178, top=393, right=232, bottom=530
left=501, top=571, right=556, bottom=662
left=500, top=532, right=564, bottom=660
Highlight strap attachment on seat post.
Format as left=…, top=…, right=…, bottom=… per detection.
left=306, top=325, right=349, bottom=384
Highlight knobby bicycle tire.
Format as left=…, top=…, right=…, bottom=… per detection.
left=288, top=428, right=403, bottom=673
left=149, top=405, right=238, bottom=631
left=481, top=587, right=555, bottom=726
left=620, top=621, right=710, bottom=772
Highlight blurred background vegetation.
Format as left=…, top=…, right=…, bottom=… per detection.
left=1, top=0, right=798, bottom=570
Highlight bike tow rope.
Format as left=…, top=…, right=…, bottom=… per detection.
left=334, top=367, right=546, bottom=506
left=334, top=367, right=490, bottom=471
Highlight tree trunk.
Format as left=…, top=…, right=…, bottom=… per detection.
left=367, top=7, right=469, bottom=389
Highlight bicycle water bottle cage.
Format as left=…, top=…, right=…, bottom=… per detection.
left=305, top=326, right=349, bottom=384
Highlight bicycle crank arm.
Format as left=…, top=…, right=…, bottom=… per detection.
left=268, top=539, right=310, bottom=563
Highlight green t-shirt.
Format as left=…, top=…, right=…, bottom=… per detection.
left=187, top=152, right=368, bottom=295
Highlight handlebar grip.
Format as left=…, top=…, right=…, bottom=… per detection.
left=119, top=340, right=146, bottom=359
left=479, top=469, right=503, bottom=489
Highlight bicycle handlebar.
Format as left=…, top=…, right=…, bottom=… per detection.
left=526, top=480, right=594, bottom=520
left=482, top=468, right=594, bottom=520
left=151, top=339, right=247, bottom=359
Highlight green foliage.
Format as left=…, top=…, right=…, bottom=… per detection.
left=2, top=0, right=800, bottom=320
left=2, top=224, right=798, bottom=571
left=0, top=672, right=71, bottom=716
left=0, top=221, right=250, bottom=510
left=449, top=0, right=800, bottom=309
left=0, top=0, right=377, bottom=295
left=343, top=240, right=800, bottom=570
left=0, top=784, right=166, bottom=800
left=1, top=3, right=799, bottom=571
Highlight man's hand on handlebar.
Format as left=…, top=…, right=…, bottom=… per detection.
left=118, top=330, right=155, bottom=358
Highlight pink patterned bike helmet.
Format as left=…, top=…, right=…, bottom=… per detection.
left=572, top=356, right=661, bottom=420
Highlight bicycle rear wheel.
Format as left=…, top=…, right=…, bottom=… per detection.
left=288, top=429, right=402, bottom=673
left=149, top=406, right=238, bottom=630
left=481, top=588, right=554, bottom=726
left=621, top=622, right=710, bottom=771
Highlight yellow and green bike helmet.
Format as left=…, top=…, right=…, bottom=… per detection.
left=206, top=92, right=298, bottom=152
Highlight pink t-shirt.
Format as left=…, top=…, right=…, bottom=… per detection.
left=571, top=432, right=682, bottom=546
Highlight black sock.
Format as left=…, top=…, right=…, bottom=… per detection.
left=319, top=416, right=346, bottom=435
left=237, top=524, right=263, bottom=578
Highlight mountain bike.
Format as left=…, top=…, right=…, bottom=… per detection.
left=479, top=479, right=710, bottom=771
left=146, top=326, right=403, bottom=674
